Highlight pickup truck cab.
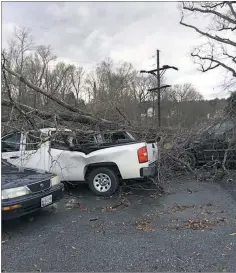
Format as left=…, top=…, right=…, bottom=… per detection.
left=2, top=128, right=159, bottom=196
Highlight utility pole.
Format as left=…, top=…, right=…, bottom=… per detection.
left=156, top=50, right=161, bottom=127
left=140, top=50, right=178, bottom=129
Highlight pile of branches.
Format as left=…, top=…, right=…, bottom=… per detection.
left=2, top=56, right=235, bottom=186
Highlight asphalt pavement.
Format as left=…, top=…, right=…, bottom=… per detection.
left=2, top=176, right=236, bottom=272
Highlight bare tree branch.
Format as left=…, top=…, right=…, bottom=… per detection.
left=180, top=2, right=236, bottom=89
left=226, top=2, right=236, bottom=20
left=183, top=4, right=236, bottom=25
left=180, top=18, right=236, bottom=48
left=191, top=51, right=236, bottom=77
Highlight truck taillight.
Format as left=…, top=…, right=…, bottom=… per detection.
left=137, top=146, right=148, bottom=163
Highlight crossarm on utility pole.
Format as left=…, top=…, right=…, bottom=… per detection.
left=148, top=85, right=171, bottom=93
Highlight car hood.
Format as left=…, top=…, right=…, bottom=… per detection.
left=1, top=166, right=55, bottom=190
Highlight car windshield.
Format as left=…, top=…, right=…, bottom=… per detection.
left=211, top=120, right=234, bottom=135
left=204, top=119, right=235, bottom=136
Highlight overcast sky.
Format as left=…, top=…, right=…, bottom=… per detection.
left=2, top=1, right=228, bottom=99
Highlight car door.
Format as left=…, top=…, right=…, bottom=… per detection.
left=1, top=132, right=24, bottom=167
left=215, top=120, right=236, bottom=162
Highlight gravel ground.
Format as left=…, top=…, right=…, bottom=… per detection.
left=2, top=175, right=236, bottom=272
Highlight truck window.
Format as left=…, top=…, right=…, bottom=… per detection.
left=76, top=134, right=96, bottom=146
left=102, top=131, right=135, bottom=143
left=50, top=132, right=72, bottom=150
left=103, top=133, right=111, bottom=143
left=96, top=134, right=103, bottom=144
left=25, top=132, right=41, bottom=151
left=2, top=132, right=21, bottom=152
left=111, top=132, right=130, bottom=143
left=126, top=132, right=136, bottom=141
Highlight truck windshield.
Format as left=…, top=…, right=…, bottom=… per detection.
left=126, top=132, right=136, bottom=141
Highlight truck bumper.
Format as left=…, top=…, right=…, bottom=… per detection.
left=140, top=163, right=158, bottom=178
left=2, top=183, right=64, bottom=221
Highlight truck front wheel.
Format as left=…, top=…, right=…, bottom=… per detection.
left=87, top=167, right=119, bottom=196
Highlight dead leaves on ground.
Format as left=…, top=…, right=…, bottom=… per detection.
left=102, top=202, right=123, bottom=212
left=162, top=203, right=228, bottom=231
left=172, top=204, right=195, bottom=212
left=65, top=197, right=88, bottom=211
left=184, top=218, right=226, bottom=230
left=135, top=220, right=155, bottom=232
left=102, top=197, right=131, bottom=212
left=77, top=203, right=88, bottom=211
left=164, top=217, right=226, bottom=231
left=134, top=202, right=227, bottom=232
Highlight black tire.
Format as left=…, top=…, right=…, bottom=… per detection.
left=87, top=167, right=119, bottom=196
left=179, top=151, right=196, bottom=169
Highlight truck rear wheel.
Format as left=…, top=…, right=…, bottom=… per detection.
left=87, top=167, right=119, bottom=196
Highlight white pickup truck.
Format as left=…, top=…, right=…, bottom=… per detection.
left=2, top=128, right=159, bottom=196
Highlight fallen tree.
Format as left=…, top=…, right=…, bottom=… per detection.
left=2, top=56, right=236, bottom=189
left=2, top=99, right=117, bottom=129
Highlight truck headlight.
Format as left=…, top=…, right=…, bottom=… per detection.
left=1, top=186, right=31, bottom=200
left=51, top=176, right=60, bottom=186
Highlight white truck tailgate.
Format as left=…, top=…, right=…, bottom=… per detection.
left=146, top=142, right=158, bottom=164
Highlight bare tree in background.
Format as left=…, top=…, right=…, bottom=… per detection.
left=1, top=23, right=231, bottom=131
left=131, top=73, right=154, bottom=123
left=180, top=2, right=236, bottom=91
left=2, top=27, right=33, bottom=102
left=85, top=59, right=136, bottom=121
left=166, top=83, right=203, bottom=102
left=12, top=27, right=33, bottom=103
left=19, top=45, right=57, bottom=107
left=70, top=65, right=85, bottom=106
left=32, top=45, right=57, bottom=107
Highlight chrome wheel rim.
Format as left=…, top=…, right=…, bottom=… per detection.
left=93, top=173, right=112, bottom=192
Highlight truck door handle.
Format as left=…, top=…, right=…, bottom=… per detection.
left=10, top=156, right=19, bottom=159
